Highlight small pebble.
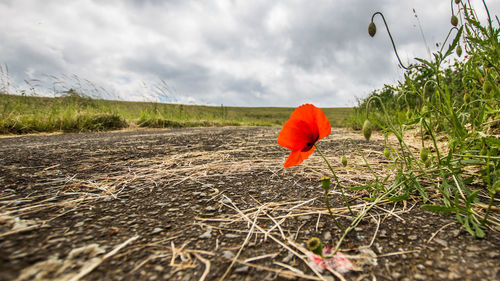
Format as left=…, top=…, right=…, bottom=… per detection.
left=323, top=231, right=332, bottom=241
left=152, top=228, right=163, bottom=234
left=205, top=206, right=216, bottom=211
left=223, top=250, right=235, bottom=259
left=234, top=266, right=249, bottom=273
left=466, top=245, right=481, bottom=251
left=391, top=272, right=401, bottom=279
left=180, top=273, right=192, bottom=281
left=487, top=252, right=500, bottom=258
left=200, top=230, right=212, bottom=239
left=408, top=234, right=418, bottom=241
left=414, top=273, right=426, bottom=280
left=434, top=238, right=448, bottom=248
left=154, top=265, right=164, bottom=271
left=451, top=229, right=460, bottom=237
left=282, top=252, right=294, bottom=263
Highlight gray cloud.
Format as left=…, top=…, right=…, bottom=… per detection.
left=0, top=0, right=498, bottom=107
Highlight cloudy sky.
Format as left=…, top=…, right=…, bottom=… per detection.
left=0, top=0, right=498, bottom=107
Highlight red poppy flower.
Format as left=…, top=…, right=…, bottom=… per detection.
left=278, top=104, right=331, bottom=168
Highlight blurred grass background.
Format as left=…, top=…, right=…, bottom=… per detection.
left=0, top=92, right=353, bottom=134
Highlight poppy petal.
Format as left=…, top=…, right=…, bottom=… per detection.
left=284, top=146, right=315, bottom=168
left=312, top=106, right=331, bottom=140
left=287, top=104, right=331, bottom=140
left=278, top=119, right=315, bottom=150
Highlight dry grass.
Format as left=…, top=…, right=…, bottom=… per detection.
left=1, top=127, right=498, bottom=280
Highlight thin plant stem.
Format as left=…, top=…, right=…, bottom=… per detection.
left=482, top=192, right=495, bottom=225
left=371, top=12, right=409, bottom=70
left=481, top=0, right=492, bottom=29
left=323, top=185, right=345, bottom=233
left=342, top=138, right=378, bottom=180
left=481, top=154, right=494, bottom=225
left=315, top=145, right=354, bottom=217
left=331, top=180, right=402, bottom=255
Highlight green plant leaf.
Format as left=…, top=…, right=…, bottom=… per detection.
left=444, top=26, right=464, bottom=58
left=421, top=204, right=456, bottom=214
left=388, top=193, right=410, bottom=202
left=473, top=223, right=485, bottom=238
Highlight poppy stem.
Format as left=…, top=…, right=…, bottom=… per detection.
left=322, top=184, right=345, bottom=233
left=314, top=145, right=354, bottom=217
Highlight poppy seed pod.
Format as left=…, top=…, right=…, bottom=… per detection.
left=456, top=45, right=462, bottom=57
left=341, top=155, right=347, bottom=167
left=368, top=22, right=376, bottom=37
left=451, top=15, right=458, bottom=26
left=384, top=147, right=391, bottom=158
left=307, top=237, right=324, bottom=257
left=362, top=119, right=372, bottom=141
left=483, top=81, right=493, bottom=93
left=420, top=147, right=429, bottom=162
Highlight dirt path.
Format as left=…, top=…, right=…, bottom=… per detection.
left=0, top=127, right=498, bottom=281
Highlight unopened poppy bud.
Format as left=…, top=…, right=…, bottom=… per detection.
left=451, top=15, right=458, bottom=26
left=384, top=148, right=391, bottom=158
left=483, top=81, right=493, bottom=93
left=341, top=155, right=347, bottom=167
left=307, top=237, right=324, bottom=257
left=368, top=22, right=377, bottom=37
left=420, top=147, right=429, bottom=162
left=456, top=45, right=462, bottom=57
left=320, top=176, right=331, bottom=190
left=362, top=119, right=372, bottom=141
left=455, top=0, right=460, bottom=4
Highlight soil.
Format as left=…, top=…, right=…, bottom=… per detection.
left=0, top=126, right=498, bottom=281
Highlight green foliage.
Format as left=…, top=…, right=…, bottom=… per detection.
left=354, top=1, right=499, bottom=237
left=0, top=91, right=353, bottom=134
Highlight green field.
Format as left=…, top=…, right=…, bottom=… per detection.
left=0, top=93, right=353, bottom=134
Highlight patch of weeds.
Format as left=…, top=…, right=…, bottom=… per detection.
left=351, top=0, right=499, bottom=237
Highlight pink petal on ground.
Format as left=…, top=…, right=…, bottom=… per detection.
left=324, top=252, right=354, bottom=274
left=306, top=247, right=354, bottom=274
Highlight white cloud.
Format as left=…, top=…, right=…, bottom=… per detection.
left=0, top=0, right=498, bottom=106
